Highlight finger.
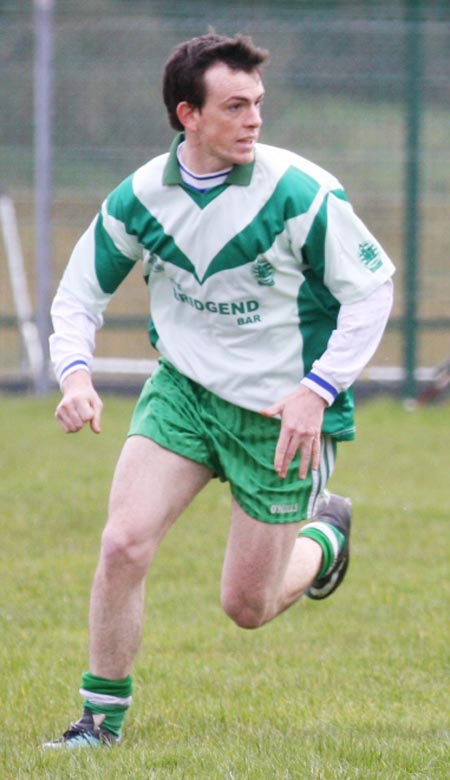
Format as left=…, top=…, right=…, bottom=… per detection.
left=273, top=424, right=289, bottom=475
left=89, top=399, right=103, bottom=434
left=298, top=439, right=314, bottom=480
left=311, top=435, right=321, bottom=472
left=56, top=398, right=93, bottom=433
left=55, top=401, right=79, bottom=431
left=55, top=408, right=84, bottom=433
left=274, top=432, right=301, bottom=478
left=261, top=402, right=282, bottom=418
left=71, top=401, right=94, bottom=430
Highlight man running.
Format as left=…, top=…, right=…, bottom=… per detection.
left=44, top=32, right=394, bottom=747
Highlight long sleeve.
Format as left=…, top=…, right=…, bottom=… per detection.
left=49, top=288, right=103, bottom=387
left=49, top=180, right=144, bottom=387
left=301, top=278, right=394, bottom=404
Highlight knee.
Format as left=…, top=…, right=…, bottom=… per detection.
left=221, top=587, right=269, bottom=629
left=99, top=525, right=153, bottom=578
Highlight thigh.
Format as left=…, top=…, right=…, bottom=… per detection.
left=221, top=497, right=300, bottom=599
left=106, top=434, right=213, bottom=551
left=128, top=361, right=224, bottom=478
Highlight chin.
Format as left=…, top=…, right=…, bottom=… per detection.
left=233, top=151, right=255, bottom=165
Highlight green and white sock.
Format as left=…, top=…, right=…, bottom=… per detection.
left=299, top=521, right=345, bottom=579
left=80, top=672, right=133, bottom=737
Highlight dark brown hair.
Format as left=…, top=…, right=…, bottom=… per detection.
left=163, top=32, right=269, bottom=131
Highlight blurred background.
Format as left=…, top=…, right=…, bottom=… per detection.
left=0, top=0, right=449, bottom=399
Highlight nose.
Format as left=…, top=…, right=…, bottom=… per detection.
left=246, top=103, right=263, bottom=128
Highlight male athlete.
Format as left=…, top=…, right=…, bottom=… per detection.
left=44, top=32, right=394, bottom=747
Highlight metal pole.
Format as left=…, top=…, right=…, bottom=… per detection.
left=33, top=0, right=54, bottom=394
left=403, top=0, right=423, bottom=399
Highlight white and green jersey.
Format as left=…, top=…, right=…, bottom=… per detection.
left=50, top=134, right=394, bottom=440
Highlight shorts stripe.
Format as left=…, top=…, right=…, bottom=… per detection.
left=306, top=436, right=337, bottom=518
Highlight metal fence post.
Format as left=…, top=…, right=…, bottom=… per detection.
left=33, top=0, right=54, bottom=394
left=403, top=0, right=423, bottom=399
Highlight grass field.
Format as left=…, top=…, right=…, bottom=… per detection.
left=0, top=393, right=448, bottom=779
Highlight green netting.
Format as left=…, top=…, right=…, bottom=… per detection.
left=1, top=1, right=449, bottom=387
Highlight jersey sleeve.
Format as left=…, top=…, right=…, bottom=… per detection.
left=49, top=288, right=101, bottom=386
left=301, top=278, right=394, bottom=404
left=56, top=176, right=143, bottom=317
left=302, top=190, right=395, bottom=305
left=298, top=186, right=395, bottom=403
left=49, top=175, right=144, bottom=384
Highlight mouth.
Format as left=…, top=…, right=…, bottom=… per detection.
left=237, top=137, right=257, bottom=149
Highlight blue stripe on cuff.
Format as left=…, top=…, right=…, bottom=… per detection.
left=60, top=359, right=89, bottom=378
left=306, top=372, right=339, bottom=400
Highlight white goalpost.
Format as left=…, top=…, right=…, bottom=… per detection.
left=0, top=192, right=46, bottom=390
left=0, top=193, right=159, bottom=391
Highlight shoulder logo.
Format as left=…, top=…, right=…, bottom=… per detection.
left=252, top=257, right=275, bottom=286
left=358, top=242, right=382, bottom=273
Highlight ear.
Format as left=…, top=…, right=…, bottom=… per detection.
left=176, top=101, right=199, bottom=131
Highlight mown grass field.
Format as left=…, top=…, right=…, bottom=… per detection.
left=0, top=393, right=448, bottom=779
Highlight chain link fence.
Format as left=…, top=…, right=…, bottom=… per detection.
left=1, top=0, right=449, bottom=394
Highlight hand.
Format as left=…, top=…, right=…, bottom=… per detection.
left=261, top=385, right=327, bottom=480
left=55, top=370, right=103, bottom=434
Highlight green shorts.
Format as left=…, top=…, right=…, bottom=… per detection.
left=128, top=359, right=337, bottom=524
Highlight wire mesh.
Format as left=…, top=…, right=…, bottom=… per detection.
left=1, top=1, right=449, bottom=386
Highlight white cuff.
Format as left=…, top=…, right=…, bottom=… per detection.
left=301, top=373, right=338, bottom=406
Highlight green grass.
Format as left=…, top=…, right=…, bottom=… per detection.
left=0, top=393, right=449, bottom=779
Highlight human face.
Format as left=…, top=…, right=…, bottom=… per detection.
left=181, top=62, right=264, bottom=174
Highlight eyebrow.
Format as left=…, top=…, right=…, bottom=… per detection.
left=222, top=91, right=265, bottom=105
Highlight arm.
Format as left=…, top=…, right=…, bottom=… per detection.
left=50, top=181, right=143, bottom=433
left=262, top=279, right=394, bottom=479
left=50, top=287, right=104, bottom=433
left=302, top=278, right=394, bottom=404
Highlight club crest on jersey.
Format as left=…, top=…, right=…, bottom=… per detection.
left=358, top=242, right=382, bottom=272
left=252, top=257, right=275, bottom=286
left=143, top=251, right=165, bottom=280
left=149, top=255, right=165, bottom=274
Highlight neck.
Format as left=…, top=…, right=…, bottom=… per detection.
left=179, top=140, right=230, bottom=176
left=177, top=142, right=231, bottom=192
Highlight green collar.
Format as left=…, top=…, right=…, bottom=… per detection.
left=162, top=133, right=255, bottom=187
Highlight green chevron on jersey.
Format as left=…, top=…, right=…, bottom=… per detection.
left=56, top=134, right=395, bottom=434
